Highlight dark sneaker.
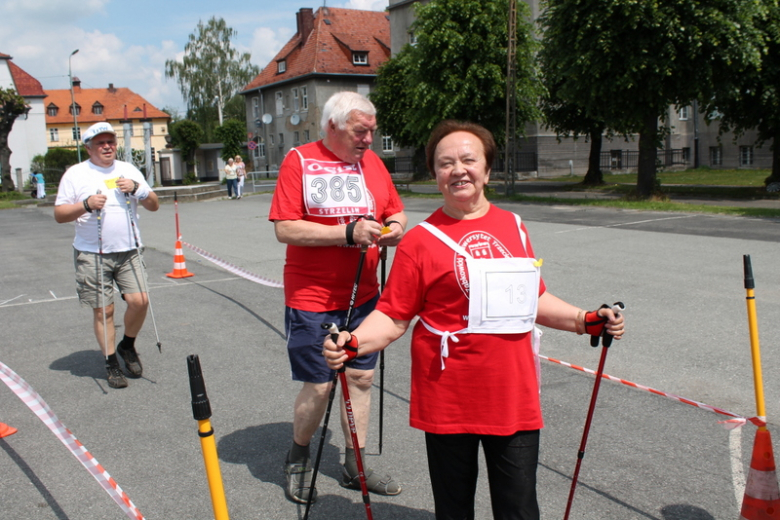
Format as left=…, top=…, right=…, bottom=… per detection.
left=106, top=365, right=128, bottom=389
left=284, top=453, right=317, bottom=504
left=340, top=465, right=402, bottom=496
left=118, top=346, right=143, bottom=378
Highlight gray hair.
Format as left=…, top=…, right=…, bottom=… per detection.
left=320, top=91, right=376, bottom=133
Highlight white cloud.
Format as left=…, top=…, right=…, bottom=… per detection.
left=250, top=26, right=294, bottom=69
left=339, top=0, right=389, bottom=11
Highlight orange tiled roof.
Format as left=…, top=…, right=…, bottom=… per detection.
left=44, top=85, right=170, bottom=125
left=242, top=7, right=390, bottom=92
left=1, top=53, right=46, bottom=97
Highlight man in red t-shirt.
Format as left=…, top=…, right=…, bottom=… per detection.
left=269, top=91, right=407, bottom=504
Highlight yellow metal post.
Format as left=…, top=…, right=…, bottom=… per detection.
left=188, top=355, right=230, bottom=520
left=743, top=255, right=767, bottom=429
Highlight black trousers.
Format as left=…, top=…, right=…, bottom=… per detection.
left=425, top=430, right=540, bottom=520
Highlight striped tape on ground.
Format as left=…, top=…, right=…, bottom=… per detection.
left=0, top=362, right=146, bottom=520
left=182, top=242, right=284, bottom=288
left=540, top=354, right=765, bottom=429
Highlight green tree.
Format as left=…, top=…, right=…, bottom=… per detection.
left=371, top=0, right=541, bottom=178
left=214, top=119, right=245, bottom=161
left=538, top=0, right=766, bottom=197
left=169, top=119, right=204, bottom=175
left=708, top=2, right=780, bottom=184
left=165, top=17, right=259, bottom=142
left=0, top=87, right=31, bottom=192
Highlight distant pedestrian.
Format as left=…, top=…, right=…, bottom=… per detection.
left=235, top=155, right=246, bottom=199
left=35, top=172, right=45, bottom=199
left=224, top=158, right=238, bottom=199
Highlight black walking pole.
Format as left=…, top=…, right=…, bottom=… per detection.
left=303, top=243, right=369, bottom=520
left=563, top=302, right=624, bottom=520
left=378, top=244, right=387, bottom=455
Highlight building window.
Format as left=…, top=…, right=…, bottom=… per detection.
left=410, top=32, right=418, bottom=46
left=70, top=104, right=81, bottom=116
left=161, top=126, right=167, bottom=134
left=304, top=130, right=310, bottom=143
left=253, top=97, right=260, bottom=119
left=292, top=88, right=299, bottom=111
left=294, top=131, right=300, bottom=145
left=682, top=147, right=690, bottom=163
left=269, top=134, right=274, bottom=146
left=275, top=91, right=284, bottom=116
left=277, top=60, right=286, bottom=73
left=47, top=104, right=58, bottom=117
left=279, top=133, right=284, bottom=147
left=92, top=103, right=103, bottom=115
left=352, top=52, right=368, bottom=65
left=740, top=146, right=754, bottom=166
left=679, top=106, right=689, bottom=120
left=382, top=135, right=394, bottom=153
left=301, top=87, right=308, bottom=111
left=72, top=126, right=81, bottom=140
left=259, top=140, right=266, bottom=158
left=710, top=146, right=722, bottom=166
left=50, top=128, right=59, bottom=142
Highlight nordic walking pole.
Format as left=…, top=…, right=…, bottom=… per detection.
left=743, top=255, right=768, bottom=429
left=95, top=190, right=109, bottom=362
left=324, top=323, right=374, bottom=520
left=122, top=186, right=162, bottom=352
left=187, top=355, right=230, bottom=520
left=173, top=191, right=181, bottom=240
left=304, top=242, right=369, bottom=520
left=378, top=228, right=390, bottom=455
left=563, top=302, right=625, bottom=520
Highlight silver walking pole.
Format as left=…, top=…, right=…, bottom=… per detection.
left=121, top=184, right=162, bottom=352
left=95, top=190, right=109, bottom=360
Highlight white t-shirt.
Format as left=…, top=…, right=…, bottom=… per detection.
left=55, top=160, right=152, bottom=253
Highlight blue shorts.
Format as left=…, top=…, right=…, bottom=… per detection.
left=285, top=294, right=380, bottom=383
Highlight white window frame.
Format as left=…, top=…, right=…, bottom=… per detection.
left=72, top=126, right=81, bottom=140
left=740, top=146, right=754, bottom=166
left=292, top=88, right=299, bottom=111
left=710, top=146, right=722, bottom=166
left=382, top=135, right=394, bottom=153
left=275, top=91, right=284, bottom=116
left=352, top=52, right=368, bottom=65
left=304, top=129, right=310, bottom=143
left=277, top=60, right=286, bottom=73
left=50, top=128, right=59, bottom=142
left=679, top=106, right=690, bottom=120
left=301, top=86, right=308, bottom=111
left=70, top=104, right=80, bottom=116
left=47, top=105, right=58, bottom=117
left=252, top=97, right=260, bottom=118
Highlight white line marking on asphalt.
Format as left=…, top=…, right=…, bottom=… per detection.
left=0, top=277, right=249, bottom=308
left=730, top=427, right=746, bottom=511
left=554, top=215, right=696, bottom=233
left=49, top=290, right=57, bottom=299
left=0, top=295, right=24, bottom=305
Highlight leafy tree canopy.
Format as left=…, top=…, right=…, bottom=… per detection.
left=214, top=119, right=246, bottom=162
left=165, top=17, right=259, bottom=142
left=0, top=87, right=30, bottom=191
left=372, top=0, right=541, bottom=154
left=538, top=0, right=766, bottom=196
left=169, top=119, right=204, bottom=173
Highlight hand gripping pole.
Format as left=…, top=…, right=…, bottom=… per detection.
left=564, top=302, right=624, bottom=520
left=187, top=355, right=230, bottom=520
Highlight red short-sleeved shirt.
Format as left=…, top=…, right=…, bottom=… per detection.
left=377, top=205, right=547, bottom=435
left=270, top=141, right=404, bottom=312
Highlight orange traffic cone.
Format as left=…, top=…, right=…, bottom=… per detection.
left=740, top=428, right=780, bottom=519
left=0, top=422, right=17, bottom=438
left=166, top=240, right=195, bottom=279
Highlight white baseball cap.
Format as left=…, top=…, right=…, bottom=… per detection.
left=82, top=122, right=116, bottom=144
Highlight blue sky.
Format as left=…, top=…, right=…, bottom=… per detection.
left=0, top=0, right=388, bottom=114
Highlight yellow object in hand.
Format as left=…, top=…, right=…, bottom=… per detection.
left=381, top=226, right=391, bottom=235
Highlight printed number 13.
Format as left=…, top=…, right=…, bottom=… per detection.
left=505, top=284, right=527, bottom=305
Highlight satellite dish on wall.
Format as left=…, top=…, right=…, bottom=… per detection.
left=290, top=114, right=300, bottom=125
left=261, top=113, right=273, bottom=124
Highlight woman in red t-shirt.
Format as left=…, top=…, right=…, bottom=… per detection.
left=324, top=120, right=625, bottom=520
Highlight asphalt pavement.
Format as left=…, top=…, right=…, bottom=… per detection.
left=1, top=191, right=780, bottom=520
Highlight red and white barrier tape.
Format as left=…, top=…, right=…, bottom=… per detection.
left=182, top=242, right=284, bottom=288
left=0, top=361, right=146, bottom=520
left=540, top=355, right=765, bottom=429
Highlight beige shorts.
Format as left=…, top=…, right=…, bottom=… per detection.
left=73, top=248, right=146, bottom=308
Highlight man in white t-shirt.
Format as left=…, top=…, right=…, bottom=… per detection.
left=54, top=122, right=160, bottom=389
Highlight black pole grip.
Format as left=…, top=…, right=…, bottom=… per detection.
left=743, top=255, right=754, bottom=290
left=174, top=191, right=178, bottom=203
left=187, top=355, right=212, bottom=421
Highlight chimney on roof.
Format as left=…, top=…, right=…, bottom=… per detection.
left=297, top=8, right=315, bottom=44
left=72, top=76, right=81, bottom=92
left=108, top=83, right=116, bottom=93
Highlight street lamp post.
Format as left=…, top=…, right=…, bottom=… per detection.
left=68, top=49, right=81, bottom=162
